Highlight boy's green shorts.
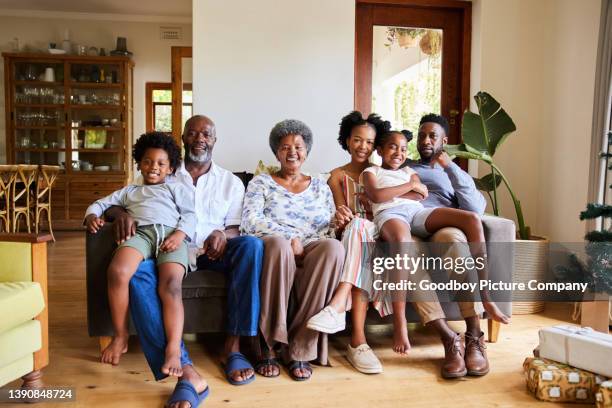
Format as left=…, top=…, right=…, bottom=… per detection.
left=118, top=224, right=189, bottom=273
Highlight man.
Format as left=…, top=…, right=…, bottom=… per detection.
left=406, top=113, right=509, bottom=379
left=110, top=115, right=263, bottom=406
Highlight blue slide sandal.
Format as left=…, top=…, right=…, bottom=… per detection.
left=166, top=380, right=210, bottom=408
left=225, top=352, right=256, bottom=386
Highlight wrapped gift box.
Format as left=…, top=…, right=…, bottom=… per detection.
left=596, top=381, right=612, bottom=408
left=539, top=325, right=612, bottom=377
left=523, top=357, right=607, bottom=403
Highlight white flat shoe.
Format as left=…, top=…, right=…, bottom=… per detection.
left=346, top=343, right=383, bottom=374
left=306, top=306, right=346, bottom=334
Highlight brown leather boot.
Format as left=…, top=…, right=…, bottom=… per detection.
left=465, top=331, right=489, bottom=376
left=441, top=333, right=466, bottom=378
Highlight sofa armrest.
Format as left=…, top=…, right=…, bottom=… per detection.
left=86, top=224, right=117, bottom=336
left=480, top=215, right=514, bottom=319
left=481, top=214, right=515, bottom=242
left=0, top=233, right=51, bottom=371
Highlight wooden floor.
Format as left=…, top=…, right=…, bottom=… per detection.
left=4, top=232, right=588, bottom=407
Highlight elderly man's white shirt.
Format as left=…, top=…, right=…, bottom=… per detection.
left=135, top=161, right=245, bottom=248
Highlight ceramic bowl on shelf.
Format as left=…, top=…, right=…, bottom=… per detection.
left=94, top=165, right=110, bottom=171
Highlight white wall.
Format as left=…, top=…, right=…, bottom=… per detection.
left=471, top=0, right=601, bottom=241
left=0, top=13, right=192, bottom=163
left=193, top=0, right=355, bottom=174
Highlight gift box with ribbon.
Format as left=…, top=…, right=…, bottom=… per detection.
left=523, top=357, right=607, bottom=403
left=538, top=325, right=612, bottom=378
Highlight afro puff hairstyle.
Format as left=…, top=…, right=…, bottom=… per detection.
left=132, top=132, right=182, bottom=174
left=419, top=113, right=449, bottom=136
left=338, top=111, right=391, bottom=151
left=375, top=129, right=413, bottom=148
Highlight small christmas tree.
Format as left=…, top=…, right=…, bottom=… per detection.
left=556, top=132, right=612, bottom=293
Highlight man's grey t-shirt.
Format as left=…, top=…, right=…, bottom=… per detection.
left=406, top=160, right=486, bottom=214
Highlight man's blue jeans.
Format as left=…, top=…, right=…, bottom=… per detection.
left=128, top=235, right=263, bottom=380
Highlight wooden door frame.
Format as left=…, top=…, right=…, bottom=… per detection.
left=145, top=82, right=193, bottom=133
left=171, top=46, right=192, bottom=145
left=354, top=0, right=472, bottom=125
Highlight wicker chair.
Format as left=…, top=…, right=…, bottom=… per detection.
left=0, top=165, right=18, bottom=233
left=34, top=165, right=60, bottom=241
left=12, top=165, right=38, bottom=233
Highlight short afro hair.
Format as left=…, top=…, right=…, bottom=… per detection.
left=269, top=119, right=313, bottom=155
left=132, top=132, right=182, bottom=174
left=338, top=111, right=391, bottom=151
left=375, top=130, right=413, bottom=148
left=419, top=113, right=449, bottom=136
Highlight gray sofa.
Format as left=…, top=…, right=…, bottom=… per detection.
left=86, top=174, right=514, bottom=346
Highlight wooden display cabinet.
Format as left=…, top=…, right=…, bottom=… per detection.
left=3, top=53, right=134, bottom=228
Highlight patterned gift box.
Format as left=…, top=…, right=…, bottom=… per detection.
left=596, top=381, right=612, bottom=408
left=523, top=357, right=608, bottom=403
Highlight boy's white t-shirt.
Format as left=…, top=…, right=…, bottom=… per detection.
left=361, top=165, right=423, bottom=216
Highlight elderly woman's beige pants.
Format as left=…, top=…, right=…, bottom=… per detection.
left=259, top=236, right=344, bottom=365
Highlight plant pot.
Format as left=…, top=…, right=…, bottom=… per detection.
left=512, top=235, right=549, bottom=314
left=398, top=32, right=418, bottom=48
left=419, top=30, right=442, bottom=56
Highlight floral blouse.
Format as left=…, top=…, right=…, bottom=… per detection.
left=241, top=174, right=335, bottom=245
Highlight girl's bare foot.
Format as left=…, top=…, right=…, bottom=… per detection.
left=100, top=334, right=128, bottom=365
left=483, top=301, right=510, bottom=324
left=392, top=318, right=411, bottom=355
left=162, top=347, right=184, bottom=377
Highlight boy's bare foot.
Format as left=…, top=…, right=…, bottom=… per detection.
left=100, top=334, right=128, bottom=365
left=162, top=347, right=184, bottom=377
left=483, top=301, right=510, bottom=324
left=392, top=318, right=411, bottom=355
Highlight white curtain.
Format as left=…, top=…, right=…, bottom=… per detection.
left=587, top=0, right=612, bottom=232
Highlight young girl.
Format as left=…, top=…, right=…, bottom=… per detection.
left=85, top=132, right=195, bottom=377
left=306, top=112, right=427, bottom=372
left=361, top=130, right=509, bottom=354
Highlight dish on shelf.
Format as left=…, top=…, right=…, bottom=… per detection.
left=48, top=48, right=66, bottom=55
left=94, top=165, right=110, bottom=171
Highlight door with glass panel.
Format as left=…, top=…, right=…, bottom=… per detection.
left=355, top=1, right=471, bottom=160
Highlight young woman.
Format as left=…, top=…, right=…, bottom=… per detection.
left=306, top=111, right=425, bottom=373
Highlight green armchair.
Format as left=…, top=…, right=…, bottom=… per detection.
left=0, top=234, right=50, bottom=388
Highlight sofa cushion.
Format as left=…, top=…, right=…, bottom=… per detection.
left=0, top=282, right=44, bottom=333
left=182, top=269, right=227, bottom=299
left=0, top=354, right=33, bottom=388
left=0, top=319, right=41, bottom=367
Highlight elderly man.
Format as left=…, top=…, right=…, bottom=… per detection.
left=109, top=115, right=263, bottom=407
left=406, top=113, right=509, bottom=379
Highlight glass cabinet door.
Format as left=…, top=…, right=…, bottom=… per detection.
left=67, top=61, right=125, bottom=174
left=12, top=60, right=66, bottom=166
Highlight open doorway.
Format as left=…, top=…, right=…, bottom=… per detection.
left=355, top=0, right=471, bottom=160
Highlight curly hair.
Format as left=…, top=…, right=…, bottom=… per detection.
left=132, top=132, right=182, bottom=174
left=419, top=113, right=449, bottom=136
left=269, top=119, right=313, bottom=155
left=337, top=111, right=391, bottom=151
left=375, top=129, right=413, bottom=148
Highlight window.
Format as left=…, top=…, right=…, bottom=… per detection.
left=145, top=82, right=193, bottom=133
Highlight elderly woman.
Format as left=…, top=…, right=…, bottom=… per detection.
left=240, top=119, right=344, bottom=381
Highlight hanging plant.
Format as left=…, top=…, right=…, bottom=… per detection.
left=419, top=30, right=442, bottom=56
left=384, top=28, right=426, bottom=49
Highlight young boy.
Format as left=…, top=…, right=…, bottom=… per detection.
left=85, top=132, right=195, bottom=377
left=361, top=130, right=509, bottom=355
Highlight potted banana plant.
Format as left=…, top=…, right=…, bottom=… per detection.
left=446, top=91, right=548, bottom=314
